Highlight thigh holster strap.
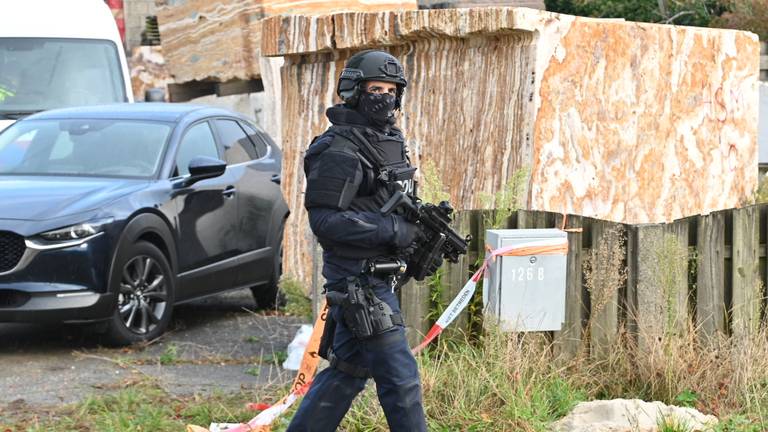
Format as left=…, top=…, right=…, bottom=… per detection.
left=327, top=349, right=372, bottom=379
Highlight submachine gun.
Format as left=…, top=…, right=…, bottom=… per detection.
left=380, top=190, right=472, bottom=281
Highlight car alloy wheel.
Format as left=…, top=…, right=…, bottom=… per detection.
left=118, top=254, right=168, bottom=335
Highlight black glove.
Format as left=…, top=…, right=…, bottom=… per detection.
left=424, top=256, right=443, bottom=278
left=406, top=247, right=445, bottom=281
left=392, top=215, right=424, bottom=248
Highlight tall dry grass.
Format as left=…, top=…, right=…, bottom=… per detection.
left=332, top=225, right=768, bottom=432
left=335, top=323, right=768, bottom=431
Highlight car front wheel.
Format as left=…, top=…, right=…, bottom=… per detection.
left=105, top=241, right=174, bottom=345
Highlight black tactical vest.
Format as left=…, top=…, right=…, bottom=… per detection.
left=327, top=125, right=415, bottom=214
left=304, top=124, right=415, bottom=260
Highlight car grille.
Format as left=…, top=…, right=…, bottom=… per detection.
left=0, top=290, right=30, bottom=308
left=0, top=231, right=25, bottom=273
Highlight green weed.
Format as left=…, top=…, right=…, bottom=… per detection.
left=418, top=160, right=451, bottom=205
left=657, top=414, right=694, bottom=432
left=279, top=275, right=313, bottom=321
left=159, top=343, right=178, bottom=365
left=675, top=389, right=700, bottom=408
left=479, top=167, right=529, bottom=229
left=262, top=351, right=288, bottom=365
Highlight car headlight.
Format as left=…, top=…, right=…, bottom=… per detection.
left=38, top=217, right=114, bottom=242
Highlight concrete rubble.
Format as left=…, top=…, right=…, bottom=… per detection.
left=552, top=399, right=719, bottom=432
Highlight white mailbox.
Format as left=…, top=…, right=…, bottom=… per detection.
left=483, top=229, right=568, bottom=332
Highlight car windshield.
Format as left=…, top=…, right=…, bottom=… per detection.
left=0, top=38, right=126, bottom=116
left=0, top=119, right=171, bottom=178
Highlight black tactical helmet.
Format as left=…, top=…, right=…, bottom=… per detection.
left=337, top=50, right=407, bottom=109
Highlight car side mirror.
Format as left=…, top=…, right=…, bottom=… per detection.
left=183, top=156, right=226, bottom=187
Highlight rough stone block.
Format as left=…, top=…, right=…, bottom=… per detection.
left=157, top=0, right=264, bottom=83
left=157, top=0, right=417, bottom=84
left=259, top=7, right=759, bottom=285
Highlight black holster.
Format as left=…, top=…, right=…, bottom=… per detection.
left=326, top=276, right=401, bottom=340
left=318, top=311, right=336, bottom=361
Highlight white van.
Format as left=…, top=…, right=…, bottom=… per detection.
left=0, top=0, right=132, bottom=132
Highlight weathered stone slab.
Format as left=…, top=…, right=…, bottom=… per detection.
left=420, top=0, right=544, bottom=8
left=157, top=0, right=417, bottom=84
left=259, top=7, right=759, bottom=284
left=157, top=0, right=263, bottom=83
left=531, top=20, right=759, bottom=224
left=262, top=0, right=417, bottom=15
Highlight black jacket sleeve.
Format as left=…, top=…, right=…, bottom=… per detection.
left=308, top=207, right=403, bottom=248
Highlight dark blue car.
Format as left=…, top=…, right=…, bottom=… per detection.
left=0, top=103, right=289, bottom=344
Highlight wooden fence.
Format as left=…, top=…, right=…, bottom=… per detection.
left=384, top=205, right=768, bottom=356
left=762, top=41, right=767, bottom=81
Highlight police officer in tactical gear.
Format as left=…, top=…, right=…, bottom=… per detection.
left=286, top=50, right=429, bottom=431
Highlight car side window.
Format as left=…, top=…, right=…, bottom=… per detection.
left=239, top=122, right=269, bottom=158
left=175, top=122, right=219, bottom=176
left=215, top=119, right=259, bottom=164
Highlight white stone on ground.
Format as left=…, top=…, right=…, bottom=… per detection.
left=552, top=399, right=718, bottom=432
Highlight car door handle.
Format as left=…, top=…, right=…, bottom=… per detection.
left=222, top=186, right=237, bottom=198
left=271, top=174, right=281, bottom=185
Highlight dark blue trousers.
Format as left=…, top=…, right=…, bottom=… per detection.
left=287, top=277, right=427, bottom=431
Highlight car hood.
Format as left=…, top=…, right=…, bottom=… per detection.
left=0, top=176, right=150, bottom=221
left=0, top=119, right=14, bottom=133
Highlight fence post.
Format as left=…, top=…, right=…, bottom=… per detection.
left=696, top=211, right=727, bottom=337
left=553, top=214, right=585, bottom=360
left=588, top=220, right=624, bottom=358
left=632, top=224, right=666, bottom=353
left=732, top=206, right=761, bottom=338
left=473, top=209, right=492, bottom=329
left=517, top=210, right=553, bottom=229
left=440, top=210, right=473, bottom=339
left=401, top=279, right=432, bottom=347
left=664, top=218, right=691, bottom=336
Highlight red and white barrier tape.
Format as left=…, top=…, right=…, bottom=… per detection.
left=189, top=237, right=569, bottom=432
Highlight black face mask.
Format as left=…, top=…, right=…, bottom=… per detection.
left=356, top=92, right=396, bottom=128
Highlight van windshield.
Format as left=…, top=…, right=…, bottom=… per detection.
left=0, top=38, right=126, bottom=116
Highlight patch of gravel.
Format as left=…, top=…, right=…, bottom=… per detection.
left=0, top=289, right=309, bottom=412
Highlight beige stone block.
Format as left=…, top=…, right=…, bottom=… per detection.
left=262, top=0, right=417, bottom=15
left=530, top=19, right=759, bottom=224
left=157, top=0, right=264, bottom=83
left=157, top=0, right=417, bottom=84
left=259, top=7, right=759, bottom=284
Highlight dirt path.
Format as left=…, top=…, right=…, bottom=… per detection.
left=0, top=290, right=307, bottom=410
